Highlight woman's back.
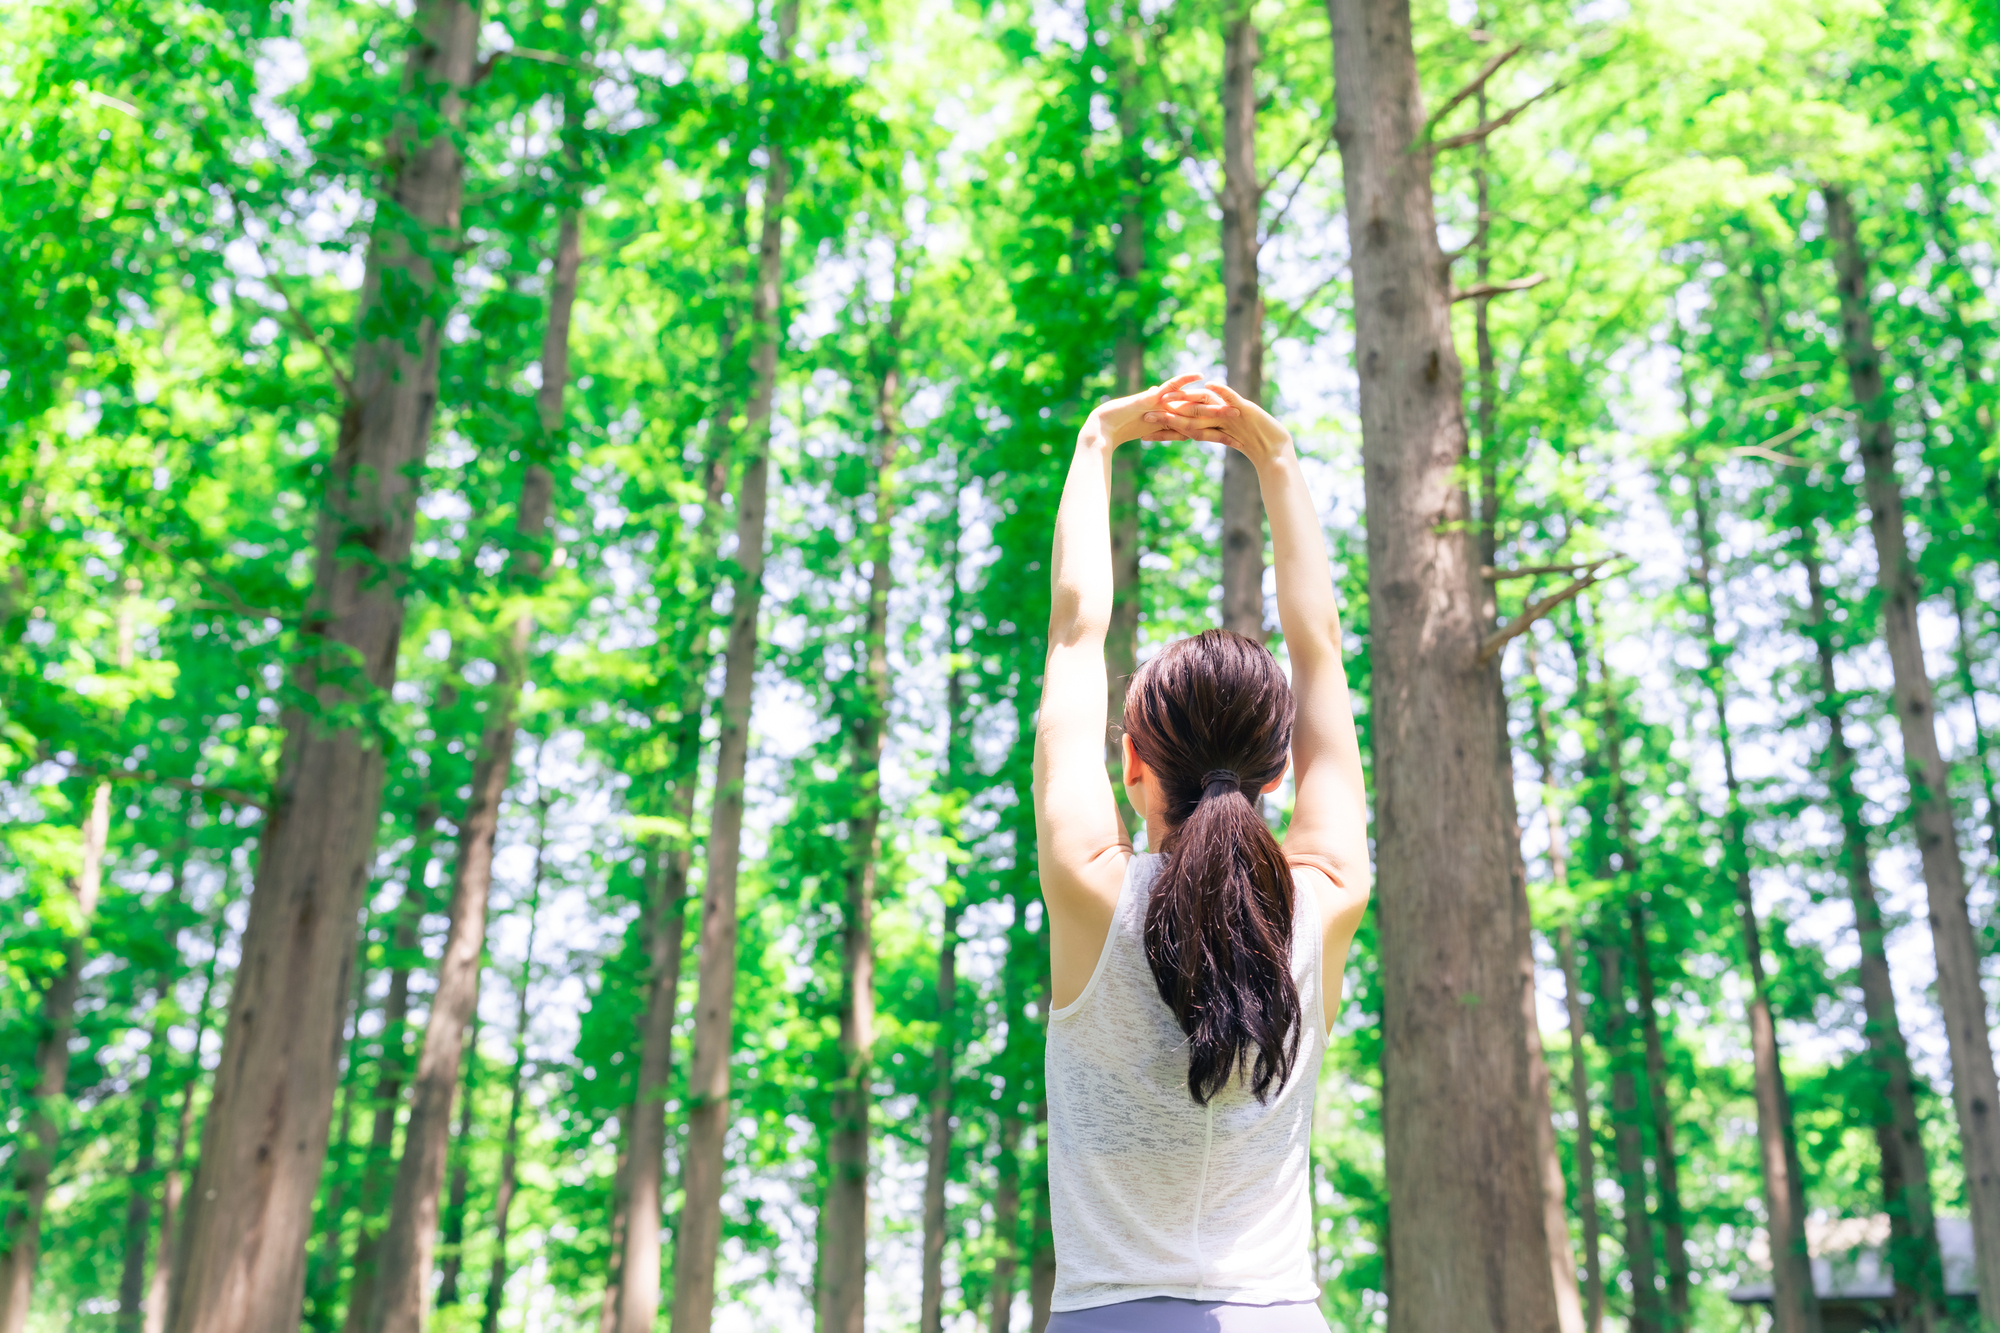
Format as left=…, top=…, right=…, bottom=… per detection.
left=1046, top=854, right=1328, bottom=1312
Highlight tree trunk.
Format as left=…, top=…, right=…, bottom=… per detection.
left=920, top=515, right=968, bottom=1333
left=1801, top=544, right=1943, bottom=1329
left=480, top=809, right=546, bottom=1333
left=366, top=192, right=575, bottom=1333
left=147, top=892, right=230, bottom=1333
left=0, top=776, right=110, bottom=1333
left=341, top=889, right=424, bottom=1333
left=608, top=279, right=741, bottom=1333
left=1028, top=1103, right=1055, bottom=1333
left=988, top=1115, right=1023, bottom=1333
left=117, top=1009, right=169, bottom=1333
left=1219, top=3, right=1265, bottom=639
left=919, top=895, right=961, bottom=1333
left=1686, top=461, right=1820, bottom=1333
left=1557, top=928, right=1605, bottom=1333
left=820, top=323, right=903, bottom=1333
left=1827, top=183, right=2000, bottom=1327
left=1627, top=906, right=1689, bottom=1326
left=434, top=1035, right=478, bottom=1309
left=1106, top=29, right=1147, bottom=835
left=1324, top=1, right=1561, bottom=1325
left=671, top=8, right=794, bottom=1324
left=164, top=2, right=476, bottom=1324
left=1530, top=608, right=1604, bottom=1333
left=1597, top=936, right=1663, bottom=1333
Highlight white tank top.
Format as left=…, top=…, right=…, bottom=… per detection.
left=1046, top=853, right=1328, bottom=1312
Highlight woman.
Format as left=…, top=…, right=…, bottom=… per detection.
left=1033, top=374, right=1371, bottom=1332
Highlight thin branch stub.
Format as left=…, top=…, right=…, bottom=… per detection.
left=1477, top=557, right=1624, bottom=665
left=1452, top=273, right=1546, bottom=303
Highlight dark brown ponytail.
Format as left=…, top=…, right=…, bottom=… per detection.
left=1121, top=629, right=1300, bottom=1105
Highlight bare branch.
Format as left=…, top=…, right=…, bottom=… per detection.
left=1484, top=558, right=1613, bottom=581
left=1272, top=262, right=1350, bottom=342
left=1730, top=444, right=1812, bottom=467
left=1427, top=44, right=1524, bottom=132
left=1477, top=560, right=1624, bottom=665
left=1451, top=273, right=1546, bottom=302
left=1430, top=81, right=1564, bottom=153
left=473, top=46, right=572, bottom=83
left=220, top=185, right=356, bottom=402
left=126, top=530, right=287, bottom=622
left=124, top=771, right=269, bottom=812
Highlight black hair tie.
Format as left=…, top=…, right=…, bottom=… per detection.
left=1200, top=770, right=1242, bottom=799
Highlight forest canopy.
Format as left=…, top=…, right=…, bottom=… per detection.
left=3, top=0, right=1999, bottom=1330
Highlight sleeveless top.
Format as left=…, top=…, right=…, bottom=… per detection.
left=1046, top=853, right=1329, bottom=1312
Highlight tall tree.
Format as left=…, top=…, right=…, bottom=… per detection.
left=366, top=153, right=579, bottom=1333
left=1627, top=905, right=1689, bottom=1325
left=1596, top=931, right=1662, bottom=1333
left=163, top=1, right=478, bottom=1324
left=481, top=794, right=547, bottom=1333
left=1324, top=0, right=1561, bottom=1326
left=1799, top=534, right=1942, bottom=1330
left=0, top=774, right=111, bottom=1333
left=1219, top=0, right=1265, bottom=638
left=1825, top=182, right=2000, bottom=1327
left=1684, top=446, right=1820, bottom=1333
left=819, top=308, right=905, bottom=1333
left=671, top=5, right=797, bottom=1325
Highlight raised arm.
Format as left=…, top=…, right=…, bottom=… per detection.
left=1034, top=374, right=1200, bottom=1006
left=1147, top=383, right=1371, bottom=1006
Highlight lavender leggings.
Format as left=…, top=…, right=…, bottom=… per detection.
left=1046, top=1298, right=1332, bottom=1332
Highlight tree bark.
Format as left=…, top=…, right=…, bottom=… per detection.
left=919, top=895, right=961, bottom=1333
left=1528, top=644, right=1604, bottom=1333
left=1627, top=906, right=1689, bottom=1326
left=340, top=888, right=425, bottom=1333
left=1801, top=542, right=1943, bottom=1329
left=480, top=805, right=546, bottom=1333
left=164, top=2, right=476, bottom=1325
left=146, top=891, right=230, bottom=1333
left=920, top=512, right=969, bottom=1333
left=1325, top=1, right=1561, bottom=1326
left=671, top=8, right=794, bottom=1325
left=0, top=777, right=111, bottom=1333
left=1686, top=459, right=1820, bottom=1333
left=1219, top=2, right=1265, bottom=639
left=434, top=1033, right=479, bottom=1308
left=117, top=1009, right=170, bottom=1333
left=988, top=1115, right=1023, bottom=1333
left=1557, top=928, right=1605, bottom=1333
left=1826, top=182, right=2000, bottom=1327
left=1597, top=935, right=1663, bottom=1333
left=366, top=189, right=575, bottom=1333
left=819, top=321, right=903, bottom=1333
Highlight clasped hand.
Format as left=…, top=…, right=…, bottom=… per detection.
left=1087, top=372, right=1294, bottom=468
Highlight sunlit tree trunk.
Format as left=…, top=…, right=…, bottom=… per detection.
left=1826, top=184, right=2000, bottom=1326
left=819, top=319, right=904, bottom=1333
left=480, top=806, right=546, bottom=1333
left=1949, top=587, right=2000, bottom=871
left=165, top=2, right=476, bottom=1324
left=116, top=1011, right=167, bottom=1332
left=1219, top=0, right=1265, bottom=638
left=367, top=185, right=576, bottom=1333
left=1322, top=2, right=1562, bottom=1323
left=0, top=769, right=111, bottom=1333
left=672, top=8, right=796, bottom=1325
left=1685, top=456, right=1821, bottom=1333
left=1800, top=541, right=1942, bottom=1330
